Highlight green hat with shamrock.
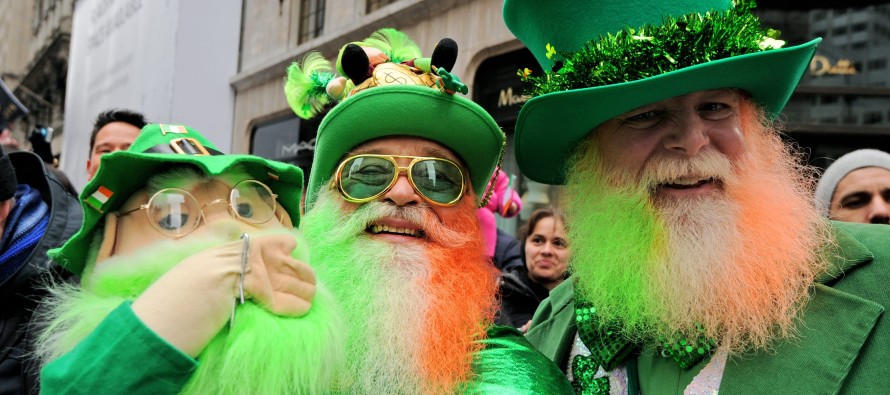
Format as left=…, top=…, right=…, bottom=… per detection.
left=284, top=28, right=505, bottom=209
left=504, top=0, right=820, bottom=184
left=49, top=124, right=304, bottom=275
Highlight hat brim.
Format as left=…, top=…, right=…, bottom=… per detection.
left=306, top=85, right=504, bottom=208
left=514, top=38, right=821, bottom=184
left=51, top=152, right=303, bottom=275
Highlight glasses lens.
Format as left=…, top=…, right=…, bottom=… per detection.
left=230, top=180, right=277, bottom=224
left=339, top=156, right=396, bottom=200
left=411, top=159, right=463, bottom=204
left=148, top=189, right=200, bottom=237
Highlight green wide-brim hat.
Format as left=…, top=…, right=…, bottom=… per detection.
left=50, top=124, right=304, bottom=275
left=305, top=84, right=504, bottom=209
left=504, top=0, right=821, bottom=184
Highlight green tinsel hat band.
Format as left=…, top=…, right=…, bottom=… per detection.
left=522, top=0, right=784, bottom=97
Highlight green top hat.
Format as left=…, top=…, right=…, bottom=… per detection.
left=50, top=124, right=304, bottom=275
left=504, top=0, right=821, bottom=184
left=284, top=29, right=505, bottom=209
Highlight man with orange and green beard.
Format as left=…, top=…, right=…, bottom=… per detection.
left=284, top=28, right=572, bottom=394
left=504, top=0, right=890, bottom=393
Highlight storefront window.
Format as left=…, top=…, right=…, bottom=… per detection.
left=250, top=114, right=319, bottom=180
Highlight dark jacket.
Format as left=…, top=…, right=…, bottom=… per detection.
left=492, top=228, right=523, bottom=271
left=1, top=151, right=81, bottom=394
left=497, top=264, right=551, bottom=329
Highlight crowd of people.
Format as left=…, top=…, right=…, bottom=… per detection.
left=2, top=0, right=889, bottom=393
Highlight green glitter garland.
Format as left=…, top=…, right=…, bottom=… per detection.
left=522, top=0, right=783, bottom=97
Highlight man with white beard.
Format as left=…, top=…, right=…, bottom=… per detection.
left=36, top=124, right=345, bottom=394
left=504, top=0, right=890, bottom=393
left=285, top=28, right=573, bottom=393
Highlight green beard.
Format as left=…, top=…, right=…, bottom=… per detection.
left=36, top=228, right=347, bottom=395
left=301, top=189, right=433, bottom=393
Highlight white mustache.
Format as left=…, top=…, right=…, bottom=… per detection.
left=641, top=150, right=735, bottom=189
left=357, top=201, right=470, bottom=247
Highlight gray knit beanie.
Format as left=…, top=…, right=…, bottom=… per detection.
left=814, top=149, right=890, bottom=217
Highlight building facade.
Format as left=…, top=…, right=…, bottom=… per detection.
left=0, top=0, right=73, bottom=158
left=2, top=0, right=887, bottom=226
left=235, top=0, right=890, bottom=230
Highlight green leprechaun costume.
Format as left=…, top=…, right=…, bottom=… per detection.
left=504, top=0, right=890, bottom=394
left=284, top=28, right=574, bottom=394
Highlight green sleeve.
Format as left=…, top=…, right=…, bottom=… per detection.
left=462, top=325, right=574, bottom=394
left=41, top=302, right=198, bottom=395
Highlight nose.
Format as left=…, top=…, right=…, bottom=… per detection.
left=540, top=242, right=554, bottom=256
left=202, top=200, right=232, bottom=224
left=868, top=197, right=890, bottom=224
left=664, top=113, right=709, bottom=156
left=200, top=204, right=257, bottom=240
left=382, top=174, right=422, bottom=206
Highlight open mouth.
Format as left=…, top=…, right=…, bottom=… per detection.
left=367, top=224, right=425, bottom=238
left=659, top=177, right=719, bottom=190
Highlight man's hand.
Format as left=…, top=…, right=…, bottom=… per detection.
left=131, top=233, right=316, bottom=357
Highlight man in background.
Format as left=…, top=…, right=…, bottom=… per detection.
left=815, top=148, right=890, bottom=224
left=86, top=109, right=146, bottom=179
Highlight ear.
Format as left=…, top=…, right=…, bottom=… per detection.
left=0, top=199, right=14, bottom=233
left=95, top=214, right=119, bottom=264
left=431, top=38, right=458, bottom=71
left=341, top=43, right=371, bottom=84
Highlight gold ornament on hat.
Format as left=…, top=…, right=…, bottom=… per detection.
left=350, top=63, right=438, bottom=96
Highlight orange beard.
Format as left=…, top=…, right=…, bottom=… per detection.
left=565, top=100, right=831, bottom=351
left=302, top=189, right=498, bottom=394
left=420, top=197, right=499, bottom=393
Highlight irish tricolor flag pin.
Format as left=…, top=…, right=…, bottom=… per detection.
left=160, top=124, right=188, bottom=135
left=86, top=186, right=114, bottom=212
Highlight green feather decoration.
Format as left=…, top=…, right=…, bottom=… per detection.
left=360, top=28, right=422, bottom=64
left=523, top=0, right=782, bottom=97
left=285, top=51, right=336, bottom=119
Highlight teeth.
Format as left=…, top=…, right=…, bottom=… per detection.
left=668, top=177, right=709, bottom=185
left=369, top=224, right=419, bottom=236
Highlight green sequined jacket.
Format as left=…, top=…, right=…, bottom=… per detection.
left=525, top=221, right=890, bottom=394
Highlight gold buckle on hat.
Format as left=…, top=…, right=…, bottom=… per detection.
left=169, top=138, right=211, bottom=156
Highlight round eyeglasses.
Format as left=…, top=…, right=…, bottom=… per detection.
left=333, top=154, right=466, bottom=206
left=117, top=180, right=279, bottom=238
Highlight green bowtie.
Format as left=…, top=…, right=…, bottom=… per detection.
left=571, top=299, right=717, bottom=394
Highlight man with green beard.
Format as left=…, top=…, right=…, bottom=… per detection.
left=36, top=124, right=345, bottom=394
left=284, top=28, right=573, bottom=393
left=504, top=0, right=890, bottom=393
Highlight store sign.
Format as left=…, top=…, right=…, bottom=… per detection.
left=810, top=55, right=857, bottom=76
left=497, top=86, right=530, bottom=108
left=278, top=138, right=316, bottom=157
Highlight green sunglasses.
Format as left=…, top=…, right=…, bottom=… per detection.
left=333, top=154, right=467, bottom=206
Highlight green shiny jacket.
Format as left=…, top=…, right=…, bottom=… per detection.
left=525, top=221, right=890, bottom=394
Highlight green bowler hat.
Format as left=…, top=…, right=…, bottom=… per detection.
left=284, top=28, right=505, bottom=209
left=50, top=124, right=304, bottom=275
left=504, top=0, right=821, bottom=184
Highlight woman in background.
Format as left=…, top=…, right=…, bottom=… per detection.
left=498, top=207, right=571, bottom=331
